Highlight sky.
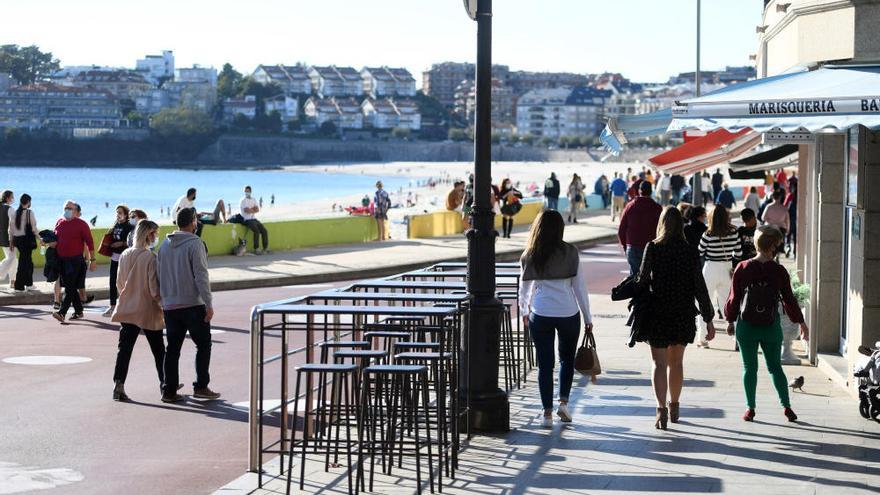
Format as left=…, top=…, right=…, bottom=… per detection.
left=1, top=0, right=763, bottom=84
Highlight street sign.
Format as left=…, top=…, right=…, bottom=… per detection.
left=463, top=0, right=477, bottom=19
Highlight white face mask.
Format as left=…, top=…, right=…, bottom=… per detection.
left=129, top=218, right=138, bottom=226
left=245, top=192, right=251, bottom=199
left=149, top=236, right=159, bottom=249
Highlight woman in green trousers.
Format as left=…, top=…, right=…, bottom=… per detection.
left=724, top=225, right=809, bottom=422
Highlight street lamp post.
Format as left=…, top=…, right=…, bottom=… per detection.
left=461, top=0, right=510, bottom=432
left=692, top=0, right=704, bottom=206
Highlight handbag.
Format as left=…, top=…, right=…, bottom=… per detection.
left=98, top=231, right=114, bottom=257
left=575, top=331, right=601, bottom=381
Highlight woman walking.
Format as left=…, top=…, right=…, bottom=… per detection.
left=498, top=178, right=522, bottom=238
left=697, top=206, right=742, bottom=347
left=636, top=207, right=715, bottom=430
left=567, top=174, right=585, bottom=224
left=110, top=220, right=166, bottom=401
left=103, top=205, right=134, bottom=317
left=519, top=210, right=593, bottom=428
left=725, top=225, right=808, bottom=422
left=9, top=194, right=37, bottom=292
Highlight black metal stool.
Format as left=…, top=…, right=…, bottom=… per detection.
left=358, top=364, right=436, bottom=494
left=364, top=331, right=410, bottom=360
left=319, top=340, right=370, bottom=364
left=286, top=363, right=359, bottom=495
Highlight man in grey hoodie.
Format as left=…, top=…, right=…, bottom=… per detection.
left=158, top=207, right=220, bottom=402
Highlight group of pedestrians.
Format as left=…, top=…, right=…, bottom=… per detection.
left=542, top=172, right=587, bottom=224
left=522, top=166, right=808, bottom=430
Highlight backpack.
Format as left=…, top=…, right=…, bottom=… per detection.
left=742, top=269, right=779, bottom=326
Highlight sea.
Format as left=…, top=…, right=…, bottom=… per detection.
left=0, top=165, right=413, bottom=228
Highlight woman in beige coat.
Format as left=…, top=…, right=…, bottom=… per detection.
left=111, top=220, right=165, bottom=401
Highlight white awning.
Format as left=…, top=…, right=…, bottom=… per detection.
left=669, top=65, right=880, bottom=132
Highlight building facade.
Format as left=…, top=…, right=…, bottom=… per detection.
left=757, top=0, right=880, bottom=392
left=361, top=67, right=416, bottom=98
left=422, top=62, right=475, bottom=108
left=516, top=86, right=610, bottom=139
left=135, top=50, right=174, bottom=84
left=308, top=66, right=362, bottom=97
left=0, top=84, right=122, bottom=131
left=252, top=64, right=312, bottom=94
left=66, top=70, right=154, bottom=102
left=175, top=66, right=217, bottom=87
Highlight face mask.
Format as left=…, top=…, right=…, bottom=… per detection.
left=129, top=218, right=138, bottom=226
left=63, top=209, right=73, bottom=220
left=149, top=236, right=159, bottom=249
left=245, top=192, right=251, bottom=199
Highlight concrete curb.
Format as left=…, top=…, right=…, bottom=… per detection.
left=0, top=234, right=618, bottom=306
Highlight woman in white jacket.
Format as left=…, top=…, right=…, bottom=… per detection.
left=520, top=210, right=593, bottom=428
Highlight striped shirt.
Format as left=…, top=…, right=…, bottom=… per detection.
left=698, top=230, right=743, bottom=262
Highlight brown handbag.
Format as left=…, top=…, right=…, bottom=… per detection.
left=98, top=231, right=114, bottom=257
left=575, top=331, right=601, bottom=381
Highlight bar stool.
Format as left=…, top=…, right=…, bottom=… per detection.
left=358, top=364, right=436, bottom=494
left=319, top=340, right=370, bottom=364
left=286, top=363, right=359, bottom=495
left=364, top=331, right=410, bottom=359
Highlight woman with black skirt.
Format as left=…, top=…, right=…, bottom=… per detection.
left=498, top=178, right=522, bottom=238
left=636, top=206, right=716, bottom=430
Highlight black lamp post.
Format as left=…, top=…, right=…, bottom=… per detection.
left=461, top=0, right=510, bottom=432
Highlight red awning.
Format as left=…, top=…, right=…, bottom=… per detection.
left=649, top=128, right=760, bottom=175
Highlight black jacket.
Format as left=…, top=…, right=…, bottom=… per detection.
left=611, top=275, right=654, bottom=348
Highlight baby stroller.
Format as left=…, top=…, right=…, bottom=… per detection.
left=855, top=341, right=880, bottom=422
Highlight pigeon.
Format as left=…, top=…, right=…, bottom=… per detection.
left=789, top=376, right=804, bottom=392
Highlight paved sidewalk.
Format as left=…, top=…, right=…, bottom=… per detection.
left=217, top=295, right=880, bottom=494
left=0, top=212, right=618, bottom=306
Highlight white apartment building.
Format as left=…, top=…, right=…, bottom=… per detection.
left=264, top=94, right=299, bottom=121
left=361, top=67, right=416, bottom=98
left=135, top=50, right=174, bottom=84
left=361, top=97, right=422, bottom=130
left=516, top=86, right=610, bottom=139
left=304, top=97, right=341, bottom=127
left=308, top=66, right=363, bottom=97
left=223, top=95, right=257, bottom=122
left=175, top=66, right=217, bottom=87
left=390, top=98, right=420, bottom=130
left=253, top=64, right=312, bottom=94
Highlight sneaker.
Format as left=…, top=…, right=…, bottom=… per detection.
left=52, top=312, right=65, bottom=323
left=193, top=387, right=221, bottom=400
left=557, top=403, right=572, bottom=423
left=53, top=301, right=61, bottom=311
left=102, top=306, right=115, bottom=317
left=783, top=407, right=798, bottom=422
left=70, top=313, right=84, bottom=320
left=161, top=393, right=185, bottom=403
left=540, top=415, right=553, bottom=429
left=699, top=341, right=710, bottom=348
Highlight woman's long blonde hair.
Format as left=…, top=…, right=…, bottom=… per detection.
left=134, top=220, right=159, bottom=248
left=654, top=206, right=686, bottom=245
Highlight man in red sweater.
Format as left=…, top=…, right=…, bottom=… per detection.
left=51, top=201, right=96, bottom=323
left=618, top=181, right=662, bottom=275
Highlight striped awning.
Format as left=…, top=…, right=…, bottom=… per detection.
left=648, top=129, right=761, bottom=175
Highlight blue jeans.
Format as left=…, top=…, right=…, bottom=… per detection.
left=626, top=245, right=645, bottom=275
left=529, top=313, right=581, bottom=410
left=547, top=197, right=559, bottom=211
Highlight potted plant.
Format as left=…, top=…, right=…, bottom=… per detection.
left=780, top=269, right=810, bottom=364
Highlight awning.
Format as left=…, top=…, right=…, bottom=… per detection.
left=728, top=144, right=798, bottom=179
left=647, top=128, right=761, bottom=175
left=600, top=108, right=672, bottom=154
left=670, top=65, right=880, bottom=132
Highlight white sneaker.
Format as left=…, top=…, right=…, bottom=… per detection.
left=541, top=415, right=553, bottom=429
left=699, top=340, right=710, bottom=348
left=557, top=403, right=572, bottom=423
left=102, top=306, right=115, bottom=317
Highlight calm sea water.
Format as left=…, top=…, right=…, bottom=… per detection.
left=0, top=166, right=413, bottom=228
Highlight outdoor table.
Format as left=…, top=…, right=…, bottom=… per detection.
left=250, top=302, right=466, bottom=486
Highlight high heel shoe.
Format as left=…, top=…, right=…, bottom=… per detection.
left=668, top=402, right=680, bottom=423
left=655, top=407, right=668, bottom=430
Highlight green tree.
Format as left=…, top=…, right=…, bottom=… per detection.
left=519, top=134, right=535, bottom=146
left=0, top=45, right=60, bottom=85
left=539, top=136, right=554, bottom=147
left=491, top=132, right=501, bottom=144
left=216, top=63, right=243, bottom=100
left=448, top=128, right=468, bottom=141
left=150, top=108, right=214, bottom=137
left=319, top=120, right=338, bottom=137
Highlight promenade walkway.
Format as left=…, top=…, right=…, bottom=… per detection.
left=218, top=288, right=880, bottom=495
left=0, top=212, right=618, bottom=306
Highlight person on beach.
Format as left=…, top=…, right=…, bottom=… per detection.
left=111, top=220, right=166, bottom=402
left=0, top=190, right=17, bottom=288
left=127, top=209, right=148, bottom=247
left=373, top=181, right=391, bottom=241
left=519, top=210, right=593, bottom=428
left=9, top=194, right=37, bottom=292
left=173, top=188, right=226, bottom=238
left=50, top=201, right=96, bottom=323
left=103, top=205, right=134, bottom=317
left=636, top=206, right=715, bottom=430
left=610, top=172, right=627, bottom=222
left=157, top=208, right=219, bottom=403
left=697, top=206, right=742, bottom=347
left=543, top=172, right=560, bottom=211
left=566, top=174, right=585, bottom=224
left=499, top=178, right=523, bottom=238
left=683, top=206, right=707, bottom=249
left=240, top=186, right=270, bottom=255
left=445, top=181, right=464, bottom=212
left=725, top=225, right=808, bottom=422
left=618, top=181, right=662, bottom=275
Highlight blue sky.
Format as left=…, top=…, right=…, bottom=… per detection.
left=1, top=0, right=763, bottom=83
